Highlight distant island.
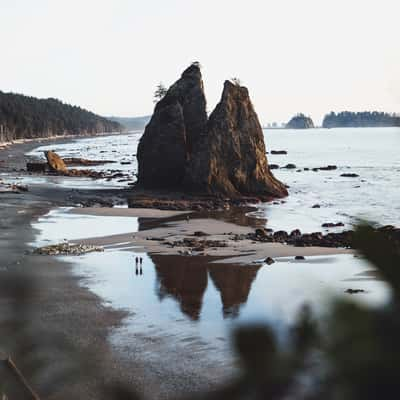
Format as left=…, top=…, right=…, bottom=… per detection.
left=108, top=116, right=151, bottom=131
left=322, top=111, right=400, bottom=128
left=0, top=91, right=122, bottom=143
left=286, top=113, right=314, bottom=129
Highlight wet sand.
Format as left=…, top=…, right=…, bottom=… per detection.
left=1, top=139, right=227, bottom=399
left=72, top=207, right=351, bottom=264
left=0, top=137, right=353, bottom=399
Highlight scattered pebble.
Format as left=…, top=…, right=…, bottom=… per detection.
left=34, top=243, right=104, bottom=256
left=341, top=173, right=359, bottom=178
left=345, top=288, right=366, bottom=294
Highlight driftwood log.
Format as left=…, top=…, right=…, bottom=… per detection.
left=0, top=357, right=40, bottom=400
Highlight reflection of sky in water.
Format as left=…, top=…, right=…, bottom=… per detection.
left=32, top=208, right=138, bottom=246
left=67, top=251, right=389, bottom=342
left=28, top=127, right=399, bottom=362
left=33, top=209, right=390, bottom=349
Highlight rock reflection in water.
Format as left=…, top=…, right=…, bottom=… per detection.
left=150, top=254, right=261, bottom=320
left=208, top=264, right=260, bottom=318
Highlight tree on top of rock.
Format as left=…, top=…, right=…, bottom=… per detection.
left=153, top=83, right=167, bottom=103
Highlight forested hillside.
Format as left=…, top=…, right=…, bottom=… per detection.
left=323, top=111, right=400, bottom=128
left=0, top=91, right=122, bottom=142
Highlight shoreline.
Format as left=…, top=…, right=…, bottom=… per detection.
left=70, top=207, right=352, bottom=264
left=0, top=133, right=383, bottom=399
left=0, top=131, right=135, bottom=173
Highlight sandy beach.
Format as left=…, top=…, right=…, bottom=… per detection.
left=0, top=136, right=381, bottom=400
left=71, top=207, right=351, bottom=264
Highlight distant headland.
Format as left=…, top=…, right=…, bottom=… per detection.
left=322, top=111, right=400, bottom=128
left=265, top=111, right=400, bottom=130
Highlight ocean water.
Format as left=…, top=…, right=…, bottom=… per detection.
left=28, top=127, right=400, bottom=232
left=32, top=208, right=390, bottom=365
left=260, top=127, right=400, bottom=232
left=30, top=128, right=398, bottom=368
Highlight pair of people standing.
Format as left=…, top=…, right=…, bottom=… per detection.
left=135, top=256, right=143, bottom=276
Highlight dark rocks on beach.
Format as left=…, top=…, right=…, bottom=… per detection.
left=341, top=173, right=359, bottom=178
left=290, top=229, right=302, bottom=237
left=27, top=162, right=48, bottom=173
left=128, top=197, right=243, bottom=211
left=345, top=288, right=366, bottom=294
left=63, top=157, right=116, bottom=166
left=247, top=228, right=354, bottom=248
left=269, top=164, right=279, bottom=170
left=137, top=64, right=287, bottom=199
left=322, top=222, right=345, bottom=228
left=264, top=257, right=275, bottom=265
left=312, top=204, right=321, bottom=208
left=313, top=165, right=337, bottom=172
left=170, top=238, right=227, bottom=250
left=295, top=256, right=305, bottom=260
left=255, top=228, right=270, bottom=238
left=271, top=150, right=287, bottom=155
left=246, top=225, right=400, bottom=250
left=194, top=231, right=209, bottom=237
left=283, top=164, right=297, bottom=169
left=0, top=183, right=29, bottom=193
left=273, top=230, right=289, bottom=242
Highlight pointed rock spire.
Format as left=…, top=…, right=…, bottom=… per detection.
left=137, top=64, right=207, bottom=189
left=137, top=67, right=287, bottom=199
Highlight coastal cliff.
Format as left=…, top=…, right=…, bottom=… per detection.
left=0, top=91, right=121, bottom=143
left=137, top=65, right=287, bottom=199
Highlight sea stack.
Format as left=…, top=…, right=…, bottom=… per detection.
left=136, top=64, right=207, bottom=189
left=286, top=114, right=314, bottom=129
left=137, top=64, right=288, bottom=199
left=185, top=81, right=288, bottom=198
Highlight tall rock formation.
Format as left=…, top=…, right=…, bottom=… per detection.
left=136, top=64, right=207, bottom=189
left=286, top=113, right=314, bottom=129
left=137, top=65, right=287, bottom=199
left=185, top=81, right=287, bottom=198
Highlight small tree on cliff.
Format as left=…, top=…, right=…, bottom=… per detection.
left=191, top=61, right=202, bottom=69
left=153, top=83, right=167, bottom=103
left=231, top=77, right=242, bottom=86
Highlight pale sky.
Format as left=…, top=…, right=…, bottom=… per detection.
left=1, top=0, right=399, bottom=125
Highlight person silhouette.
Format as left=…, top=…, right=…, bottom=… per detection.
left=135, top=256, right=139, bottom=266
left=139, top=256, right=143, bottom=265
left=135, top=266, right=138, bottom=275
left=139, top=266, right=143, bottom=275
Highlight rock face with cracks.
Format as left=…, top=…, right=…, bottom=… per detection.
left=137, top=65, right=287, bottom=199
left=136, top=64, right=207, bottom=189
